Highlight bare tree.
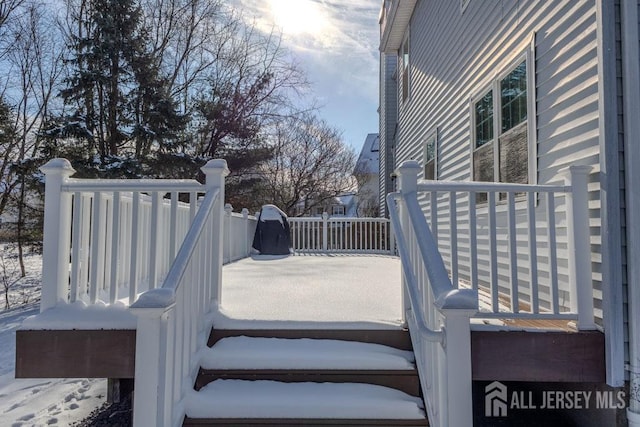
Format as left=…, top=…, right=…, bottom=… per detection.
left=1, top=1, right=65, bottom=274
left=0, top=245, right=19, bottom=309
left=261, top=114, right=356, bottom=216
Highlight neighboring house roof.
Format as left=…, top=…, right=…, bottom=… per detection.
left=355, top=133, right=380, bottom=176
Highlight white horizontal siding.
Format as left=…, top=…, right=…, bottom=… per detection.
left=393, top=0, right=603, bottom=320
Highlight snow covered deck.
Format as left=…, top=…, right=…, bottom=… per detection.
left=213, top=254, right=404, bottom=329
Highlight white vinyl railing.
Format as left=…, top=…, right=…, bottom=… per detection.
left=40, top=158, right=256, bottom=426
left=39, top=159, right=256, bottom=313
left=416, top=166, right=594, bottom=328
left=388, top=160, right=595, bottom=427
left=388, top=161, right=477, bottom=427
left=288, top=214, right=394, bottom=254
left=223, top=204, right=258, bottom=264
left=40, top=159, right=205, bottom=311
left=130, top=160, right=229, bottom=427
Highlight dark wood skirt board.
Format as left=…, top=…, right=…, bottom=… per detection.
left=471, top=330, right=605, bottom=383
left=15, top=329, right=136, bottom=378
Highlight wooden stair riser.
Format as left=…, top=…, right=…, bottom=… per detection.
left=195, top=369, right=421, bottom=396
left=208, top=329, right=412, bottom=351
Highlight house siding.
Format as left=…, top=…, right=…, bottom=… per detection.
left=379, top=53, right=398, bottom=217
left=392, top=1, right=605, bottom=317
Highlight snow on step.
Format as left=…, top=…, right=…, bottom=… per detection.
left=185, top=380, right=426, bottom=419
left=200, top=337, right=415, bottom=370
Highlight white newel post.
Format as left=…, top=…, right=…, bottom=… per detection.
left=202, top=160, right=229, bottom=308
left=40, top=158, right=76, bottom=312
left=395, top=161, right=421, bottom=323
left=565, top=165, right=596, bottom=330
left=440, top=308, right=475, bottom=427
left=131, top=304, right=171, bottom=427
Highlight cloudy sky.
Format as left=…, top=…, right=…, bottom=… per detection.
left=230, top=0, right=381, bottom=152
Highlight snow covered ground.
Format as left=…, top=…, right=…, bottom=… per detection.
left=0, top=249, right=404, bottom=425
left=0, top=244, right=107, bottom=426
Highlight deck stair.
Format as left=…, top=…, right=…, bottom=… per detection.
left=183, top=328, right=428, bottom=426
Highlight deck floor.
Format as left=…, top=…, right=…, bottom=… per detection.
left=214, top=254, right=404, bottom=329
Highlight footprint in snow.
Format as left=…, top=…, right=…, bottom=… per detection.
left=18, top=413, right=35, bottom=421
left=47, top=417, right=58, bottom=425
left=68, top=403, right=79, bottom=410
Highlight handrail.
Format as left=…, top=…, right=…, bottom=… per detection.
left=417, top=180, right=569, bottom=193
left=131, top=188, right=219, bottom=309
left=390, top=191, right=478, bottom=311
left=62, top=178, right=203, bottom=192
left=387, top=192, right=443, bottom=343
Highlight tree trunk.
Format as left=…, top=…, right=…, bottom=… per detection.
left=16, top=176, right=26, bottom=277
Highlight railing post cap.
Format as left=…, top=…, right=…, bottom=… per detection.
left=560, top=165, right=593, bottom=178
left=201, top=159, right=230, bottom=177
left=322, top=212, right=329, bottom=220
left=40, top=158, right=76, bottom=176
left=224, top=203, right=233, bottom=213
left=567, top=164, right=592, bottom=175
left=396, top=160, right=422, bottom=174
left=130, top=288, right=176, bottom=312
left=435, top=288, right=479, bottom=311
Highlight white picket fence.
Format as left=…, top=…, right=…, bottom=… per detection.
left=288, top=214, right=394, bottom=254
left=387, top=160, right=594, bottom=427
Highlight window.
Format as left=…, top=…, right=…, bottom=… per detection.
left=313, top=206, right=324, bottom=216
left=401, top=34, right=410, bottom=102
left=423, top=128, right=438, bottom=180
left=332, top=205, right=345, bottom=216
left=472, top=55, right=532, bottom=187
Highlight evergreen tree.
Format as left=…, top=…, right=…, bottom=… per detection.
left=55, top=0, right=185, bottom=169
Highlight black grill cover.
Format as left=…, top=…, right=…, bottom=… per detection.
left=252, top=204, right=291, bottom=255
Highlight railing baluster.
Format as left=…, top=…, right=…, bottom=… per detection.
left=528, top=192, right=539, bottom=313
left=169, top=191, right=178, bottom=259
left=110, top=192, right=121, bottom=303
left=129, top=192, right=140, bottom=304
left=468, top=192, right=478, bottom=290
left=149, top=191, right=161, bottom=289
left=547, top=192, right=559, bottom=313
left=449, top=191, right=458, bottom=287
left=90, top=192, right=105, bottom=304
left=70, top=193, right=82, bottom=303
left=430, top=190, right=438, bottom=240
left=488, top=191, right=498, bottom=312
left=80, top=195, right=91, bottom=298
left=507, top=192, right=519, bottom=313
left=104, top=196, right=113, bottom=295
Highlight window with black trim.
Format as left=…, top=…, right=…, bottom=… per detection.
left=423, top=128, right=438, bottom=180
left=332, top=205, right=345, bottom=216
left=472, top=57, right=531, bottom=187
